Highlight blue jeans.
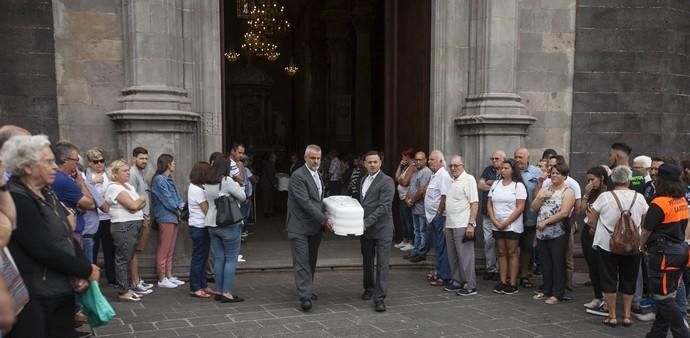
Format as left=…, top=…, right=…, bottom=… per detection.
left=208, top=224, right=242, bottom=293
left=82, top=235, right=95, bottom=264
left=241, top=200, right=251, bottom=232
left=429, top=216, right=451, bottom=280
left=411, top=214, right=428, bottom=257
left=188, top=226, right=210, bottom=292
left=399, top=201, right=414, bottom=241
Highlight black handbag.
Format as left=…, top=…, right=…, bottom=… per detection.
left=215, top=182, right=243, bottom=226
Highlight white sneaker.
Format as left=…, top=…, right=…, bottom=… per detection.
left=237, top=254, right=246, bottom=263
left=158, top=278, right=178, bottom=288
left=583, top=298, right=603, bottom=310
left=400, top=243, right=414, bottom=251
left=393, top=241, right=406, bottom=248
left=168, top=276, right=186, bottom=286
left=137, top=280, right=154, bottom=290
left=633, top=311, right=656, bottom=322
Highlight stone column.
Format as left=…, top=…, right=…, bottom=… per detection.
left=107, top=0, right=200, bottom=186
left=107, top=0, right=199, bottom=278
left=353, top=4, right=373, bottom=153
left=455, top=0, right=535, bottom=177
left=322, top=6, right=352, bottom=146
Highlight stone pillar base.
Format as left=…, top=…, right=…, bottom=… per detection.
left=107, top=109, right=200, bottom=279
left=455, top=112, right=536, bottom=178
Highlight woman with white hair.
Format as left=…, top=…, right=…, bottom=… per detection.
left=587, top=165, right=648, bottom=327
left=1, top=135, right=99, bottom=337
left=105, top=159, right=146, bottom=302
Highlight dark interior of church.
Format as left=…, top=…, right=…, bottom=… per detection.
left=221, top=0, right=431, bottom=173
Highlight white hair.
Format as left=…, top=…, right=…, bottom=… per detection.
left=304, top=144, right=322, bottom=157
left=450, top=155, right=464, bottom=165
left=494, top=150, right=506, bottom=159
left=610, top=166, right=632, bottom=185
left=633, top=155, right=652, bottom=168
left=0, top=135, right=51, bottom=176
left=431, top=150, right=445, bottom=164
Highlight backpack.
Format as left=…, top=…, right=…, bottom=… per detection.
left=607, top=191, right=641, bottom=255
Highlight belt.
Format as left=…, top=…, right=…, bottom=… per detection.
left=82, top=234, right=96, bottom=238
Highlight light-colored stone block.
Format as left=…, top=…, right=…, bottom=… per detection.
left=543, top=32, right=575, bottom=54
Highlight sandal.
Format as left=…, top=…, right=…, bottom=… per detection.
left=519, top=277, right=533, bottom=288
left=429, top=277, right=445, bottom=286
left=544, top=296, right=560, bottom=305
left=532, top=292, right=546, bottom=300
left=603, top=317, right=617, bottom=327
left=203, top=288, right=221, bottom=296
left=426, top=271, right=437, bottom=281
left=622, top=317, right=633, bottom=327
left=190, top=290, right=211, bottom=298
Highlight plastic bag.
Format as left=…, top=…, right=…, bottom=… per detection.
left=76, top=281, right=116, bottom=327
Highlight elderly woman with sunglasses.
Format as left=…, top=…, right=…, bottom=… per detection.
left=1, top=135, right=99, bottom=337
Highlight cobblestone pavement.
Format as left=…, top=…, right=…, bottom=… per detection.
left=92, top=269, right=658, bottom=338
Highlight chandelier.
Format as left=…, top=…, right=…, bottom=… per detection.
left=224, top=50, right=240, bottom=63
left=242, top=0, right=289, bottom=61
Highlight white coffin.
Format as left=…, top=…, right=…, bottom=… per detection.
left=276, top=173, right=290, bottom=191
left=323, top=196, right=364, bottom=236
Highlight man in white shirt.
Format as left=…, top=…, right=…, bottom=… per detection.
left=424, top=150, right=452, bottom=286
left=633, top=155, right=653, bottom=183
left=442, top=155, right=479, bottom=296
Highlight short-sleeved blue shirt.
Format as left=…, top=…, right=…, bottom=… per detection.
left=521, top=165, right=541, bottom=227
left=52, top=171, right=85, bottom=233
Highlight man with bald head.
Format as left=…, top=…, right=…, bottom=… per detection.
left=514, top=148, right=544, bottom=289
left=478, top=150, right=505, bottom=280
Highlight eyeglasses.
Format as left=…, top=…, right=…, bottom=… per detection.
left=65, top=157, right=79, bottom=162
left=491, top=157, right=501, bottom=161
left=449, top=164, right=463, bottom=168
left=91, top=159, right=105, bottom=164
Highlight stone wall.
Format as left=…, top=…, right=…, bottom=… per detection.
left=517, top=0, right=576, bottom=161
left=571, top=0, right=690, bottom=178
left=52, top=0, right=123, bottom=157
left=0, top=0, right=59, bottom=139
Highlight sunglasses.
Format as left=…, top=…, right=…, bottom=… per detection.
left=91, top=159, right=105, bottom=164
left=490, top=157, right=501, bottom=160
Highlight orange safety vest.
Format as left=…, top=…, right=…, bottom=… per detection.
left=651, top=196, right=689, bottom=224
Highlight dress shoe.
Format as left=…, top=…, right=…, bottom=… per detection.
left=375, top=301, right=386, bottom=312
left=300, top=299, right=312, bottom=311
left=402, top=253, right=415, bottom=260
left=409, top=256, right=426, bottom=263
left=311, top=293, right=318, bottom=300
left=361, top=290, right=373, bottom=300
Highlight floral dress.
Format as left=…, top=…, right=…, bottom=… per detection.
left=536, top=186, right=569, bottom=240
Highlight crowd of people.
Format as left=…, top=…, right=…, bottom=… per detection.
left=385, top=142, right=690, bottom=337
left=1, top=121, right=690, bottom=337
left=0, top=125, right=263, bottom=337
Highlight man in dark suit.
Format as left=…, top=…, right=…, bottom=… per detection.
left=359, top=150, right=395, bottom=312
left=286, top=144, right=333, bottom=311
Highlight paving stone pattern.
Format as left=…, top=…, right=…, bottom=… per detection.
left=93, top=269, right=660, bottom=337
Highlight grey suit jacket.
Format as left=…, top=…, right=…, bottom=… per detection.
left=359, top=171, right=395, bottom=239
left=286, top=165, right=328, bottom=236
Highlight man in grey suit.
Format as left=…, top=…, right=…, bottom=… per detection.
left=286, top=144, right=334, bottom=311
left=359, top=150, right=395, bottom=312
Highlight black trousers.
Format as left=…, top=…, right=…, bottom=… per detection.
left=8, top=295, right=75, bottom=338
left=361, top=236, right=392, bottom=302
left=581, top=225, right=603, bottom=299
left=93, top=219, right=116, bottom=283
left=646, top=252, right=690, bottom=338
left=537, top=235, right=567, bottom=299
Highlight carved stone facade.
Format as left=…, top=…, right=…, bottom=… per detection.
left=4, top=0, right=689, bottom=273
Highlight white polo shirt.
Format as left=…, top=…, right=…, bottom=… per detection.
left=424, top=166, right=452, bottom=223
left=445, top=171, right=479, bottom=228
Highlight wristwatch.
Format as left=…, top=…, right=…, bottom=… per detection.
left=468, top=222, right=476, bottom=227
left=0, top=184, right=7, bottom=192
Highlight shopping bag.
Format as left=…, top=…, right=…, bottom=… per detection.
left=76, top=281, right=116, bottom=327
